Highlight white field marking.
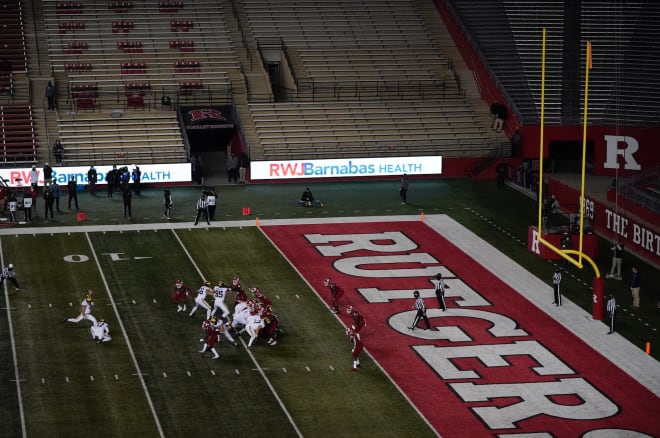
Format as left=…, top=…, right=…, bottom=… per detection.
left=186, top=371, right=191, bottom=377
left=65, top=377, right=70, bottom=383
left=163, top=373, right=167, bottom=378
left=152, top=299, right=157, bottom=303
left=329, top=365, right=335, bottom=371
left=241, top=336, right=303, bottom=437
left=305, top=366, right=311, bottom=372
left=27, top=304, right=31, bottom=309
left=0, top=238, right=27, bottom=437
left=84, top=233, right=165, bottom=438
left=210, top=370, right=216, bottom=376
left=282, top=368, right=287, bottom=373
left=131, top=300, right=136, bottom=304
left=41, top=379, right=45, bottom=384
left=49, top=303, right=52, bottom=308
left=235, top=369, right=240, bottom=375
left=90, top=376, right=94, bottom=382
left=114, top=374, right=119, bottom=380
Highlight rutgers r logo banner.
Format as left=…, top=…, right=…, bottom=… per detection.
left=603, top=135, right=641, bottom=171
left=263, top=219, right=660, bottom=437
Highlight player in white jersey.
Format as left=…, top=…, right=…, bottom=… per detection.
left=231, top=300, right=252, bottom=332
left=211, top=281, right=231, bottom=320
left=209, top=316, right=238, bottom=347
left=65, top=291, right=98, bottom=325
left=90, top=319, right=112, bottom=343
left=245, top=311, right=266, bottom=348
left=189, top=282, right=213, bottom=319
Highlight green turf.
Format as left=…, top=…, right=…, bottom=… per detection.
left=1, top=178, right=658, bottom=437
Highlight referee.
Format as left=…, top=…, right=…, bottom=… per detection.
left=434, top=273, right=447, bottom=311
left=193, top=194, right=210, bottom=226
left=606, top=294, right=617, bottom=334
left=552, top=268, right=562, bottom=306
left=409, top=290, right=430, bottom=330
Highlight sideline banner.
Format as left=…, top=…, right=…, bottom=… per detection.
left=251, top=156, right=443, bottom=180
left=0, top=163, right=192, bottom=187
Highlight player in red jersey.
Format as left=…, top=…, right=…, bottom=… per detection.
left=198, top=318, right=220, bottom=359
left=251, top=287, right=272, bottom=308
left=323, top=277, right=343, bottom=314
left=262, top=305, right=279, bottom=346
left=347, top=327, right=363, bottom=371
left=346, top=304, right=366, bottom=334
left=171, top=279, right=191, bottom=313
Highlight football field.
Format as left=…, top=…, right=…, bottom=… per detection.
left=2, top=215, right=659, bottom=437
left=0, top=222, right=436, bottom=438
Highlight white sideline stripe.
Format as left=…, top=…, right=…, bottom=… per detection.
left=84, top=233, right=165, bottom=438
left=258, top=224, right=440, bottom=437
left=171, top=228, right=303, bottom=438
left=0, top=239, right=27, bottom=438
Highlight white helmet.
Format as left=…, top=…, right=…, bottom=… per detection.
left=8, top=264, right=13, bottom=269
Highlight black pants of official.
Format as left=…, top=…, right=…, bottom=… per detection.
left=410, top=309, right=430, bottom=330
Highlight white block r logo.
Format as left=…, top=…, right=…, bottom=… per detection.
left=603, top=135, right=641, bottom=170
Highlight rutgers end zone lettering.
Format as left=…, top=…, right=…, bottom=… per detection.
left=264, top=222, right=657, bottom=437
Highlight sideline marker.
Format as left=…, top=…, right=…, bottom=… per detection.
left=420, top=212, right=425, bottom=222
left=646, top=342, right=651, bottom=354
left=255, top=217, right=260, bottom=227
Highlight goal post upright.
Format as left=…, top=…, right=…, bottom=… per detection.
left=534, top=30, right=604, bottom=319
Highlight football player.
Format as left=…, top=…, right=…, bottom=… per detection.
left=323, top=277, right=343, bottom=314
left=198, top=319, right=220, bottom=359
left=230, top=276, right=242, bottom=292
left=346, top=304, right=366, bottom=334
left=245, top=310, right=265, bottom=348
left=189, top=282, right=213, bottom=320
left=347, top=327, right=363, bottom=371
left=209, top=315, right=238, bottom=347
left=231, top=299, right=252, bottom=332
left=65, top=291, right=98, bottom=325
left=211, top=280, right=231, bottom=320
left=90, top=319, right=112, bottom=343
left=263, top=305, right=280, bottom=346
left=171, top=279, right=191, bottom=313
left=251, top=287, right=272, bottom=308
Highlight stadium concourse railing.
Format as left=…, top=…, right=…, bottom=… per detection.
left=252, top=78, right=453, bottom=103
left=62, top=83, right=233, bottom=113
left=619, top=165, right=660, bottom=215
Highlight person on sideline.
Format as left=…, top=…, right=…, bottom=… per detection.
left=399, top=174, right=409, bottom=204
left=606, top=294, right=617, bottom=334
left=163, top=187, right=173, bottom=219
left=194, top=194, right=210, bottom=226
left=552, top=268, right=562, bottom=306
left=630, top=267, right=641, bottom=309
left=606, top=239, right=624, bottom=280
left=53, top=139, right=64, bottom=164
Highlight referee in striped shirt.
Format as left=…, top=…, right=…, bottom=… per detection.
left=193, top=194, right=210, bottom=226
left=409, top=290, right=430, bottom=330
left=552, top=268, right=562, bottom=306
left=606, top=294, right=617, bottom=334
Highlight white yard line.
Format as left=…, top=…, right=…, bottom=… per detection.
left=84, top=232, right=165, bottom=438
left=0, top=238, right=27, bottom=438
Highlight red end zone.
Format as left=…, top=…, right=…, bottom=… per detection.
left=262, top=220, right=660, bottom=437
